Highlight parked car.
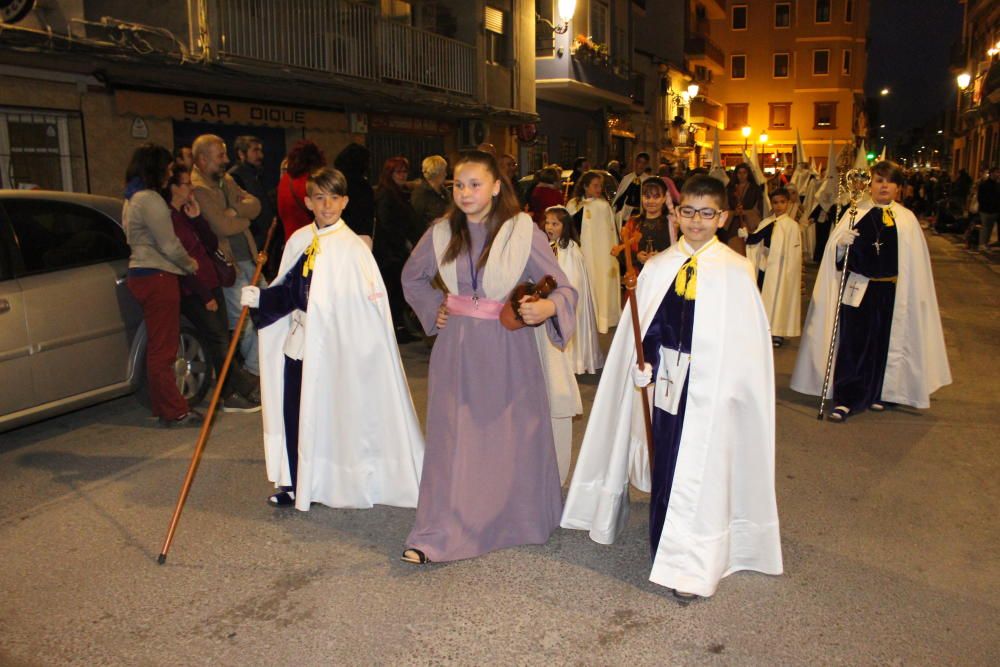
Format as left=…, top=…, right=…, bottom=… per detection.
left=0, top=190, right=212, bottom=432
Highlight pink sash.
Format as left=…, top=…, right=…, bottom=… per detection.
left=446, top=294, right=503, bottom=320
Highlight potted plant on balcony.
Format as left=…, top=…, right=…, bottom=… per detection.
left=573, top=34, right=608, bottom=66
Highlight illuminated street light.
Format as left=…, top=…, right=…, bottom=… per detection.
left=687, top=84, right=700, bottom=99
left=742, top=125, right=752, bottom=150
left=880, top=88, right=890, bottom=96
left=879, top=124, right=886, bottom=129
left=957, top=72, right=971, bottom=90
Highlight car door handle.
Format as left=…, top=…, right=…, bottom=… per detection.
left=0, top=299, right=9, bottom=314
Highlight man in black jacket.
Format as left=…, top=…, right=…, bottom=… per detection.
left=228, top=135, right=276, bottom=251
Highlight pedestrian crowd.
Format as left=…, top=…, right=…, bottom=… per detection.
left=121, top=137, right=953, bottom=601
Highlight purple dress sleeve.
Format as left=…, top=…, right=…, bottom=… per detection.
left=401, top=225, right=446, bottom=336
left=525, top=225, right=578, bottom=348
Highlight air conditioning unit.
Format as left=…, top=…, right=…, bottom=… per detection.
left=459, top=119, right=489, bottom=148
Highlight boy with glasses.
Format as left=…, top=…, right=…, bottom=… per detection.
left=563, top=176, right=782, bottom=600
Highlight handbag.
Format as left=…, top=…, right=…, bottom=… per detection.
left=211, top=248, right=237, bottom=287
left=499, top=275, right=557, bottom=331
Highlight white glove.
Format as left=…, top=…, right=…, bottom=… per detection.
left=240, top=285, right=260, bottom=308
left=832, top=226, right=859, bottom=248
left=631, top=362, right=653, bottom=388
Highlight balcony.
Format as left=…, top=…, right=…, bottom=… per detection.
left=699, top=0, right=727, bottom=21
left=689, top=97, right=723, bottom=127
left=684, top=35, right=725, bottom=76
left=536, top=48, right=638, bottom=110
left=213, top=0, right=476, bottom=97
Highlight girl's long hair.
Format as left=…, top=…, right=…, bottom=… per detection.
left=545, top=206, right=579, bottom=249
left=441, top=150, right=523, bottom=268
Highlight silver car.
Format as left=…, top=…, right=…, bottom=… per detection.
left=0, top=190, right=212, bottom=432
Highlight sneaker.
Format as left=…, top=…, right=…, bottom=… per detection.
left=157, top=411, right=204, bottom=428
left=222, top=392, right=262, bottom=414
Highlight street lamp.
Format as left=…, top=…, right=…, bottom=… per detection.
left=880, top=87, right=890, bottom=96
left=687, top=83, right=700, bottom=99
left=956, top=72, right=971, bottom=90
left=742, top=125, right=752, bottom=150
left=539, top=0, right=576, bottom=34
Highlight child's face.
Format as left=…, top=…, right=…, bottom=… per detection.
left=674, top=194, right=728, bottom=249
left=871, top=173, right=899, bottom=205
left=453, top=162, right=501, bottom=222
left=585, top=177, right=603, bottom=199
left=544, top=214, right=563, bottom=242
left=770, top=194, right=789, bottom=216
left=305, top=189, right=349, bottom=228
left=642, top=187, right=667, bottom=216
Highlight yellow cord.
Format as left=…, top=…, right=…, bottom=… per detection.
left=302, top=227, right=321, bottom=278
left=673, top=237, right=717, bottom=301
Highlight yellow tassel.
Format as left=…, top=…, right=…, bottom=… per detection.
left=882, top=203, right=896, bottom=227
left=673, top=237, right=717, bottom=301
left=302, top=228, right=321, bottom=278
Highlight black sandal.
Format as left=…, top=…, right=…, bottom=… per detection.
left=267, top=490, right=296, bottom=507
left=401, top=548, right=431, bottom=564
left=672, top=590, right=698, bottom=603
left=827, top=406, right=850, bottom=423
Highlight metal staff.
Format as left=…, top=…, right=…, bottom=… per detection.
left=158, top=217, right=280, bottom=564
left=817, top=170, right=871, bottom=420
left=611, top=226, right=655, bottom=466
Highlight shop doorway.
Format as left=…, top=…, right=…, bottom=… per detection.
left=367, top=133, right=445, bottom=181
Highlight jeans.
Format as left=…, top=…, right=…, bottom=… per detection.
left=222, top=259, right=267, bottom=376
left=128, top=272, right=189, bottom=420
left=980, top=212, right=998, bottom=248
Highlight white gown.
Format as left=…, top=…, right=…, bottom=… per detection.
left=555, top=239, right=604, bottom=374
left=791, top=202, right=952, bottom=408
left=746, top=214, right=803, bottom=338
left=575, top=197, right=621, bottom=333
left=258, top=220, right=425, bottom=510
left=562, top=239, right=783, bottom=597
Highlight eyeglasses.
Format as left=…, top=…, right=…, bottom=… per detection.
left=677, top=206, right=721, bottom=220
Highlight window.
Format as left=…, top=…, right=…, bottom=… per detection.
left=773, top=53, right=790, bottom=78
left=813, top=49, right=830, bottom=75
left=4, top=199, right=129, bottom=275
left=726, top=103, right=749, bottom=130
left=381, top=0, right=412, bottom=23
left=845, top=0, right=854, bottom=22
left=842, top=49, right=852, bottom=75
left=731, top=54, right=747, bottom=79
left=769, top=103, right=792, bottom=129
left=775, top=2, right=791, bottom=28
left=815, top=0, right=830, bottom=23
left=814, top=101, right=837, bottom=129
left=731, top=4, right=748, bottom=30
left=559, top=137, right=579, bottom=170
left=591, top=0, right=608, bottom=47
left=484, top=5, right=507, bottom=65
left=0, top=109, right=86, bottom=192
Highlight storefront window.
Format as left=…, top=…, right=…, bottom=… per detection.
left=0, top=109, right=86, bottom=192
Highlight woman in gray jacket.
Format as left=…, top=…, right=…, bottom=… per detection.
left=123, top=143, right=200, bottom=427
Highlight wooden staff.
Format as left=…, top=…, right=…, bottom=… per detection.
left=611, top=225, right=655, bottom=467
left=158, top=217, right=280, bottom=564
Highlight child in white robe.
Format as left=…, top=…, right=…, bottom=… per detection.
left=562, top=175, right=782, bottom=600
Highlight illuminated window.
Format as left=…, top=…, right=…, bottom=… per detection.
left=814, top=101, right=837, bottom=129
left=769, top=103, right=792, bottom=129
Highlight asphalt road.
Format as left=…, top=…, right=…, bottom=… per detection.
left=0, top=232, right=997, bottom=666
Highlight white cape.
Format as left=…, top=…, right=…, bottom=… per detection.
left=561, top=239, right=783, bottom=597
left=577, top=197, right=621, bottom=333
left=258, top=221, right=425, bottom=510
left=557, top=240, right=604, bottom=373
left=746, top=214, right=802, bottom=337
left=790, top=203, right=952, bottom=408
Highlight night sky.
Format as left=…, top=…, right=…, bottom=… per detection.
left=865, top=0, right=964, bottom=142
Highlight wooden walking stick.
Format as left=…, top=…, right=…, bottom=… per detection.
left=611, top=224, right=655, bottom=466
left=158, top=217, right=280, bottom=564
left=816, top=170, right=871, bottom=420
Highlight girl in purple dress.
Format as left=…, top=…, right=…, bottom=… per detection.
left=400, top=151, right=578, bottom=564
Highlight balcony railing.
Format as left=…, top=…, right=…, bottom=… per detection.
left=685, top=36, right=725, bottom=70
left=213, top=0, right=475, bottom=96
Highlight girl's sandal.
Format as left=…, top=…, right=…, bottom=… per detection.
left=827, top=406, right=850, bottom=423
left=401, top=548, right=431, bottom=565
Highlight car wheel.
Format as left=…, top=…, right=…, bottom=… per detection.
left=135, top=324, right=213, bottom=410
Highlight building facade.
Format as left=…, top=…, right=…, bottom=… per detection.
left=705, top=0, right=869, bottom=170
left=950, top=0, right=1000, bottom=176
left=0, top=0, right=538, bottom=197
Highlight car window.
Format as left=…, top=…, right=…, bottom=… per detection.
left=3, top=199, right=129, bottom=275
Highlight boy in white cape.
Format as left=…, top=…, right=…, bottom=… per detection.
left=743, top=187, right=802, bottom=347
left=241, top=168, right=424, bottom=510
left=562, top=176, right=783, bottom=600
